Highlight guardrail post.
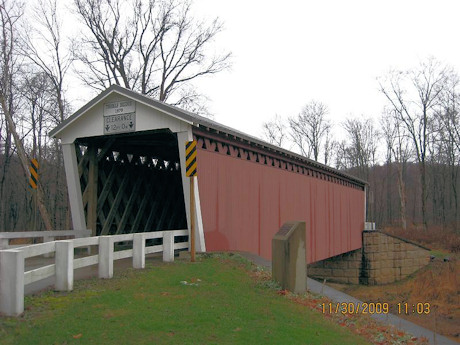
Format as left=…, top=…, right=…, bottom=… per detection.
left=163, top=232, right=174, bottom=262
left=0, top=250, right=25, bottom=316
left=43, top=236, right=54, bottom=258
left=55, top=241, right=74, bottom=291
left=77, top=229, right=92, bottom=255
left=99, top=236, right=113, bottom=279
left=133, top=233, right=145, bottom=269
left=0, top=238, right=8, bottom=249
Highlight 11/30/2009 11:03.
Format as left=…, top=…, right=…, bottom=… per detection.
left=321, top=302, right=431, bottom=315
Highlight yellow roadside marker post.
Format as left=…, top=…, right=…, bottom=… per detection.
left=29, top=158, right=39, bottom=189
left=29, top=158, right=39, bottom=230
left=185, top=141, right=197, bottom=262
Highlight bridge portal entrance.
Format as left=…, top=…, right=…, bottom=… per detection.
left=75, top=129, right=187, bottom=236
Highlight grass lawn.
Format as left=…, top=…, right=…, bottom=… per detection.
left=0, top=254, right=370, bottom=345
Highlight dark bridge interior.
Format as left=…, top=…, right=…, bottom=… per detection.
left=75, top=129, right=187, bottom=236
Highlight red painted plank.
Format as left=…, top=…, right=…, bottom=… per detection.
left=196, top=148, right=364, bottom=263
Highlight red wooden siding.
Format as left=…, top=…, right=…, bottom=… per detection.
left=196, top=143, right=364, bottom=264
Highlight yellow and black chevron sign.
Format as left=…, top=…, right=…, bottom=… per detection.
left=29, top=158, right=39, bottom=189
left=185, top=141, right=197, bottom=177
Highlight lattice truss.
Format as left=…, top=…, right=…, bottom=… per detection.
left=75, top=131, right=187, bottom=236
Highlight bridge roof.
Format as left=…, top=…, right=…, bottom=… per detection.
left=50, top=84, right=367, bottom=187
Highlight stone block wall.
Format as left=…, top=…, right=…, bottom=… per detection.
left=361, top=231, right=430, bottom=285
left=307, top=231, right=430, bottom=285
left=308, top=249, right=362, bottom=284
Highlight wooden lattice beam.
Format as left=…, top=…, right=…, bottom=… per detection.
left=130, top=181, right=154, bottom=232
left=77, top=147, right=89, bottom=178
left=82, top=186, right=88, bottom=209
left=167, top=188, right=183, bottom=229
left=143, top=173, right=169, bottom=231
left=97, top=166, right=124, bottom=234
left=87, top=145, right=99, bottom=236
left=156, top=182, right=177, bottom=230
left=100, top=171, right=130, bottom=235
left=97, top=138, right=115, bottom=162
left=115, top=174, right=143, bottom=234
left=97, top=165, right=117, bottom=211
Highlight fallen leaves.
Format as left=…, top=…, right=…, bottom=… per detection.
left=180, top=277, right=202, bottom=286
left=265, top=282, right=430, bottom=345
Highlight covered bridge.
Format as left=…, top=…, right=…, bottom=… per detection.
left=50, top=85, right=366, bottom=264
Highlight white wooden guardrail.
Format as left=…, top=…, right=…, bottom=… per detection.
left=0, top=230, right=188, bottom=316
left=0, top=230, right=92, bottom=249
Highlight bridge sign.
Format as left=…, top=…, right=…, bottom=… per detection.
left=103, top=100, right=136, bottom=134
left=185, top=140, right=197, bottom=177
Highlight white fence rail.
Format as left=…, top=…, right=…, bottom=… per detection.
left=0, top=230, right=92, bottom=249
left=0, top=230, right=188, bottom=316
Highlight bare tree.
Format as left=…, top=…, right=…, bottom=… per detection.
left=339, top=117, right=379, bottom=179
left=381, top=109, right=411, bottom=230
left=0, top=0, right=19, bottom=230
left=379, top=58, right=450, bottom=229
left=334, top=140, right=350, bottom=170
left=262, top=114, right=287, bottom=147
left=289, top=101, right=331, bottom=162
left=437, top=73, right=460, bottom=154
left=19, top=72, right=53, bottom=159
left=336, top=117, right=379, bottom=221
left=20, top=0, right=74, bottom=228
left=0, top=0, right=53, bottom=230
left=73, top=0, right=231, bottom=108
left=435, top=73, right=460, bottom=231
left=323, top=126, right=336, bottom=166
left=20, top=0, right=74, bottom=123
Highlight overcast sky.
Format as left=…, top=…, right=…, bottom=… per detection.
left=61, top=0, right=460, bottom=149
left=187, top=0, right=460, bottom=142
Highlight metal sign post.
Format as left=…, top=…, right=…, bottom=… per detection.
left=190, top=177, right=195, bottom=262
left=185, top=141, right=197, bottom=262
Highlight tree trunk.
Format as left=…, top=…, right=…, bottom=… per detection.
left=0, top=152, right=11, bottom=231
left=386, top=162, right=392, bottom=224
left=453, top=166, right=460, bottom=234
left=0, top=96, right=53, bottom=230
left=420, top=162, right=428, bottom=230
left=396, top=163, right=407, bottom=231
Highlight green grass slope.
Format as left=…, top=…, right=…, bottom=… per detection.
left=1, top=255, right=369, bottom=345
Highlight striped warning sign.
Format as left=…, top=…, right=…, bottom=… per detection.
left=29, top=158, right=39, bottom=189
left=186, top=141, right=197, bottom=177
